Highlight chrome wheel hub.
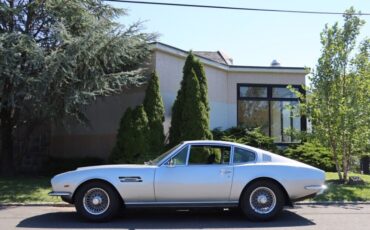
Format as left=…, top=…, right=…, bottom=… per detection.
left=92, top=196, right=102, bottom=205
left=257, top=194, right=268, bottom=204
left=83, top=188, right=110, bottom=215
left=249, top=186, right=277, bottom=214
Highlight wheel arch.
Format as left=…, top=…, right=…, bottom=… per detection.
left=239, top=177, right=291, bottom=206
left=72, top=178, right=124, bottom=205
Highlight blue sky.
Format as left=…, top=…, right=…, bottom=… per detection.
left=109, top=0, right=370, bottom=70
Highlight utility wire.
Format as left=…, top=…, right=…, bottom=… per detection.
left=105, top=0, right=370, bottom=16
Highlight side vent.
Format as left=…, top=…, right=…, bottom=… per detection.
left=119, top=176, right=143, bottom=182
left=262, top=154, right=272, bottom=162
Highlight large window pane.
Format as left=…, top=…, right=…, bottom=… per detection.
left=270, top=101, right=301, bottom=143
left=239, top=86, right=267, bottom=98
left=272, top=87, right=298, bottom=99
left=188, top=145, right=231, bottom=165
left=237, top=100, right=269, bottom=135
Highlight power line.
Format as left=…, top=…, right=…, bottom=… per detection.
left=105, top=0, right=370, bottom=16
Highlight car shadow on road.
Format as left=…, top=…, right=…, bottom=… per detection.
left=17, top=208, right=315, bottom=229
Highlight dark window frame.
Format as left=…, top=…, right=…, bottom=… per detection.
left=237, top=83, right=306, bottom=144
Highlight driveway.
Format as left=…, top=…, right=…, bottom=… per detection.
left=0, top=204, right=369, bottom=229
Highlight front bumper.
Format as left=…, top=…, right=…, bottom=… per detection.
left=48, top=192, right=71, bottom=196
left=49, top=191, right=74, bottom=204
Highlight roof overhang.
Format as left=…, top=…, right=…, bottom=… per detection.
left=151, top=42, right=308, bottom=74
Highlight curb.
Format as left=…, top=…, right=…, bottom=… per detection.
left=0, top=202, right=73, bottom=207
left=1, top=201, right=369, bottom=207
left=296, top=201, right=370, bottom=205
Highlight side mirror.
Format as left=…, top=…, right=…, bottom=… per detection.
left=167, top=158, right=177, bottom=167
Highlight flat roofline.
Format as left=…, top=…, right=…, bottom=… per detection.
left=151, top=42, right=307, bottom=73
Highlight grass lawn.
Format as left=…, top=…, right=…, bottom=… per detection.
left=0, top=172, right=369, bottom=203
left=0, top=176, right=61, bottom=203
left=313, top=172, right=370, bottom=202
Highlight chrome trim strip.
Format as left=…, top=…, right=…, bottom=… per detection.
left=125, top=201, right=239, bottom=208
left=48, top=192, right=71, bottom=196
left=305, top=185, right=327, bottom=190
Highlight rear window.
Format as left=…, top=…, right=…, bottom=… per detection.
left=233, top=147, right=256, bottom=163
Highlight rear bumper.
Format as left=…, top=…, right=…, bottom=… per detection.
left=291, top=192, right=317, bottom=202
left=305, top=185, right=327, bottom=195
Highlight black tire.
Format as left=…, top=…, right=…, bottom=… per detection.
left=74, top=181, right=122, bottom=222
left=240, top=180, right=285, bottom=221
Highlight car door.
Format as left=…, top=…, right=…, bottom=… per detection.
left=154, top=144, right=234, bottom=202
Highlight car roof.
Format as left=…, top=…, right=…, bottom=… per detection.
left=182, top=140, right=263, bottom=152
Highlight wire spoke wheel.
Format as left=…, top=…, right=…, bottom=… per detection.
left=249, top=186, right=277, bottom=214
left=82, top=188, right=110, bottom=215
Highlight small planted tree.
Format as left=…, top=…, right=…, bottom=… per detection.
left=302, top=8, right=370, bottom=181
left=143, top=72, right=165, bottom=158
left=169, top=53, right=212, bottom=146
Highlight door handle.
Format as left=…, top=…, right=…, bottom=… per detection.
left=220, top=169, right=232, bottom=175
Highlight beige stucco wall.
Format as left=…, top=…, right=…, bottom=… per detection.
left=155, top=49, right=306, bottom=131
left=50, top=87, right=145, bottom=159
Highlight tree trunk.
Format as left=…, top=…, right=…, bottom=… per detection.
left=330, top=140, right=343, bottom=181
left=0, top=108, right=15, bottom=176
left=342, top=154, right=348, bottom=182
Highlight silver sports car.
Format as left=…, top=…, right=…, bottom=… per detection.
left=49, top=140, right=326, bottom=221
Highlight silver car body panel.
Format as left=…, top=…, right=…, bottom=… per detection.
left=49, top=140, right=326, bottom=206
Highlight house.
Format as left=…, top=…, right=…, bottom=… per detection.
left=50, top=42, right=307, bottom=159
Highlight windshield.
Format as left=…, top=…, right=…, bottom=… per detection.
left=147, top=144, right=182, bottom=165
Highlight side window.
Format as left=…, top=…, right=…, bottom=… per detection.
left=188, top=145, right=231, bottom=165
left=233, top=147, right=256, bottom=164
left=169, top=146, right=188, bottom=165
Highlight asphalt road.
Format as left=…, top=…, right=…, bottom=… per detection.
left=0, top=204, right=369, bottom=230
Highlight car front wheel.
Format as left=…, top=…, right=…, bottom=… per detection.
left=240, top=180, right=285, bottom=221
left=74, top=181, right=121, bottom=222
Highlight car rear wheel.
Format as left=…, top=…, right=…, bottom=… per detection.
left=240, top=180, right=285, bottom=221
left=74, top=181, right=121, bottom=222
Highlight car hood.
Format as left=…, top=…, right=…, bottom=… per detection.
left=76, top=164, right=156, bottom=171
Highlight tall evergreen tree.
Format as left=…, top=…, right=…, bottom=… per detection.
left=143, top=71, right=165, bottom=158
left=0, top=0, right=155, bottom=175
left=193, top=59, right=210, bottom=113
left=169, top=52, right=212, bottom=146
left=181, top=68, right=212, bottom=141
left=169, top=53, right=194, bottom=146
left=110, top=105, right=149, bottom=164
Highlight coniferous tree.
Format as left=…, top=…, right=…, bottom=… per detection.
left=193, top=59, right=210, bottom=113
left=169, top=53, right=194, bottom=146
left=110, top=107, right=133, bottom=163
left=169, top=52, right=212, bottom=146
left=143, top=72, right=165, bottom=158
left=181, top=68, right=212, bottom=141
left=0, top=0, right=155, bottom=175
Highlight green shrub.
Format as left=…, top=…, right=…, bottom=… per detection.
left=282, top=141, right=335, bottom=172
left=110, top=105, right=150, bottom=164
left=212, top=127, right=277, bottom=152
